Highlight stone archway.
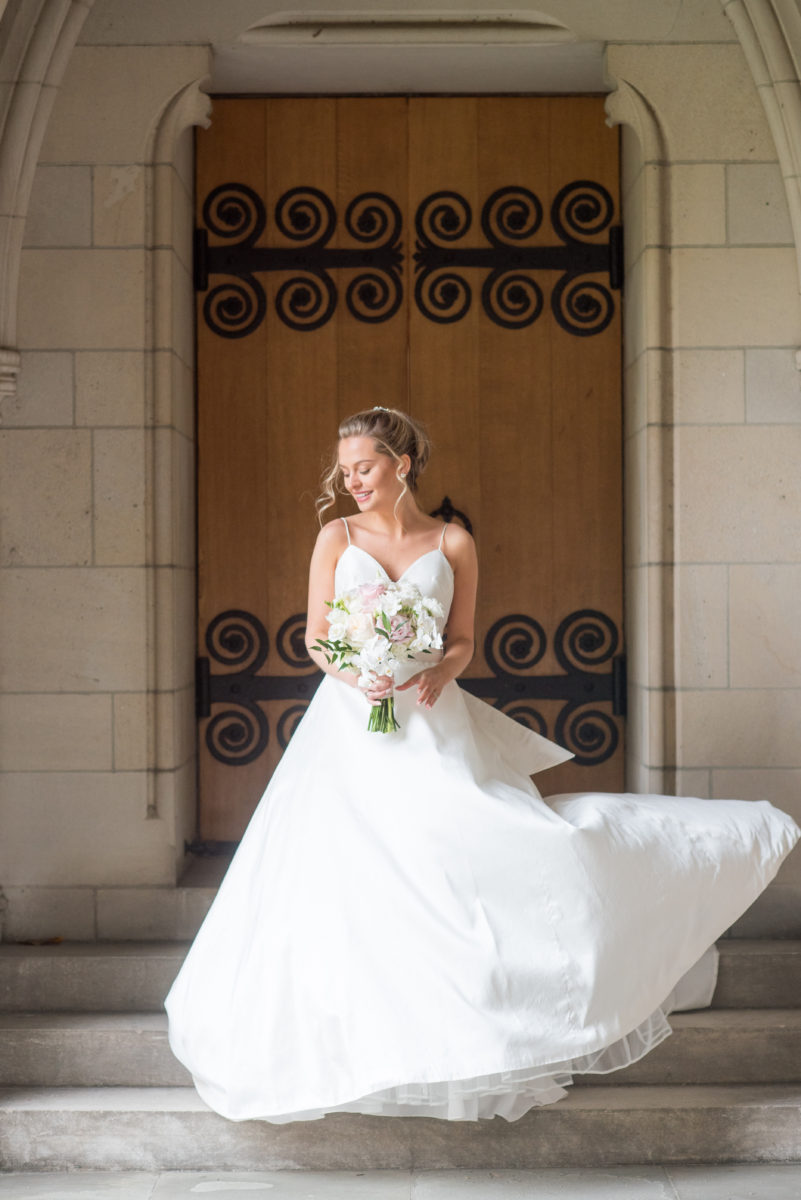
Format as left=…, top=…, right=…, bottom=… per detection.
left=0, top=0, right=96, bottom=395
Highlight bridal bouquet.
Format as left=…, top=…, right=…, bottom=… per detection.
left=314, top=578, right=445, bottom=733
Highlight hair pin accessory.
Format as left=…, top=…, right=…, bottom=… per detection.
left=372, top=405, right=390, bottom=412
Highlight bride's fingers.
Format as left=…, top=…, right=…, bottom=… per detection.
left=395, top=673, right=421, bottom=692
left=395, top=673, right=443, bottom=705
left=366, top=675, right=393, bottom=703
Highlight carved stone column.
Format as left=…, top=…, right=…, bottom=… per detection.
left=723, top=0, right=801, bottom=321
left=0, top=0, right=94, bottom=396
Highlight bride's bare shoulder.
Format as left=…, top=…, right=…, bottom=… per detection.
left=313, top=517, right=349, bottom=557
left=442, top=521, right=475, bottom=557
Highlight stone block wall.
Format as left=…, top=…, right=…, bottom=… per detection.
left=0, top=33, right=209, bottom=940
left=610, top=39, right=801, bottom=932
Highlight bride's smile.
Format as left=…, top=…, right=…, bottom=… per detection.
left=338, top=435, right=406, bottom=513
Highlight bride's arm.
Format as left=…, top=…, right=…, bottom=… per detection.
left=304, top=522, right=361, bottom=687
left=435, top=523, right=478, bottom=682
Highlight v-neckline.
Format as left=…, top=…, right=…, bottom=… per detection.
left=343, top=543, right=451, bottom=585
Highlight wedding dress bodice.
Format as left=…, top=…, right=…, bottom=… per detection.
left=334, top=535, right=455, bottom=631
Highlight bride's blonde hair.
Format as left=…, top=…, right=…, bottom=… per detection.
left=316, top=407, right=431, bottom=525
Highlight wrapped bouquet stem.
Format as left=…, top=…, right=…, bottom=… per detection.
left=366, top=682, right=400, bottom=734
left=314, top=576, right=444, bottom=733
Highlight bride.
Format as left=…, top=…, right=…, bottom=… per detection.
left=165, top=405, right=800, bottom=1124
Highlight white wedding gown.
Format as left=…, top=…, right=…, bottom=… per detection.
left=165, top=528, right=800, bottom=1123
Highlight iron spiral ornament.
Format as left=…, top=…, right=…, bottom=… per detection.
left=481, top=185, right=543, bottom=243
left=205, top=609, right=269, bottom=673
left=275, top=186, right=336, bottom=243
left=484, top=614, right=547, bottom=675
left=481, top=270, right=544, bottom=330
left=554, top=609, right=618, bottom=673
left=202, top=182, right=266, bottom=243
left=551, top=180, right=615, bottom=244
left=206, top=705, right=269, bottom=767
left=203, top=278, right=266, bottom=340
left=345, top=192, right=402, bottom=244
left=498, top=702, right=548, bottom=737
left=416, top=190, right=473, bottom=242
left=555, top=703, right=619, bottom=767
left=276, top=613, right=314, bottom=669
left=275, top=273, right=337, bottom=332
left=277, top=704, right=309, bottom=750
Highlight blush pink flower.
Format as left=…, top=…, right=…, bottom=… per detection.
left=389, top=615, right=415, bottom=643
left=358, top=581, right=388, bottom=604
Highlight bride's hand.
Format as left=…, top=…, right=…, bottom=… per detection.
left=396, top=665, right=449, bottom=710
left=363, top=673, right=394, bottom=706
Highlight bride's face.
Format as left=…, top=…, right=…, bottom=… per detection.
left=338, top=436, right=405, bottom=512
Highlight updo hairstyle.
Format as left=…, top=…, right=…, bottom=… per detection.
left=316, top=407, right=431, bottom=524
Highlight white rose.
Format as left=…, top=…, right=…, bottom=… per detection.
left=327, top=609, right=348, bottom=636
left=378, top=592, right=403, bottom=617
left=346, top=611, right=376, bottom=646
left=397, top=580, right=421, bottom=604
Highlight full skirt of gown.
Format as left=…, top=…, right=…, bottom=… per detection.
left=165, top=544, right=800, bottom=1123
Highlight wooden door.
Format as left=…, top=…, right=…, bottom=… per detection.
left=195, top=97, right=623, bottom=843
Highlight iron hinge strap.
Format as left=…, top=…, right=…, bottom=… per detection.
left=193, top=227, right=209, bottom=291
left=612, top=653, right=627, bottom=717
left=195, top=655, right=211, bottom=718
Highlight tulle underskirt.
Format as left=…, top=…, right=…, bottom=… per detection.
left=192, top=1001, right=676, bottom=1124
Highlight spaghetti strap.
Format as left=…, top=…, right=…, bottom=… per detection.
left=438, top=522, right=447, bottom=551
left=341, top=516, right=351, bottom=545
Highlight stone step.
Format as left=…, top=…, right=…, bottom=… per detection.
left=0, top=942, right=187, bottom=1012
left=714, top=939, right=801, bottom=1008
left=1, top=939, right=800, bottom=1012
left=578, top=1008, right=801, bottom=1086
left=1, top=1085, right=800, bottom=1170
left=1, top=1009, right=799, bottom=1089
left=0, top=1013, right=191, bottom=1086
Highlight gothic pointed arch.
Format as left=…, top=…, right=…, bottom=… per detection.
left=723, top=0, right=801, bottom=324
left=0, top=0, right=95, bottom=395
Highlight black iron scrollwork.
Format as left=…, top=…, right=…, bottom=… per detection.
left=276, top=613, right=313, bottom=667
left=485, top=614, right=547, bottom=674
left=196, top=183, right=403, bottom=337
left=202, top=610, right=271, bottom=765
left=198, top=609, right=321, bottom=766
left=413, top=181, right=619, bottom=333
left=277, top=704, right=308, bottom=750
left=429, top=495, right=474, bottom=535
left=459, top=608, right=623, bottom=765
left=196, top=179, right=620, bottom=337
left=198, top=605, right=624, bottom=769
left=199, top=184, right=268, bottom=339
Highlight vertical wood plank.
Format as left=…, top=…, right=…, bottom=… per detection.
left=336, top=96, right=409, bottom=416
left=409, top=97, right=483, bottom=567
left=196, top=99, right=273, bottom=839
left=542, top=96, right=623, bottom=794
